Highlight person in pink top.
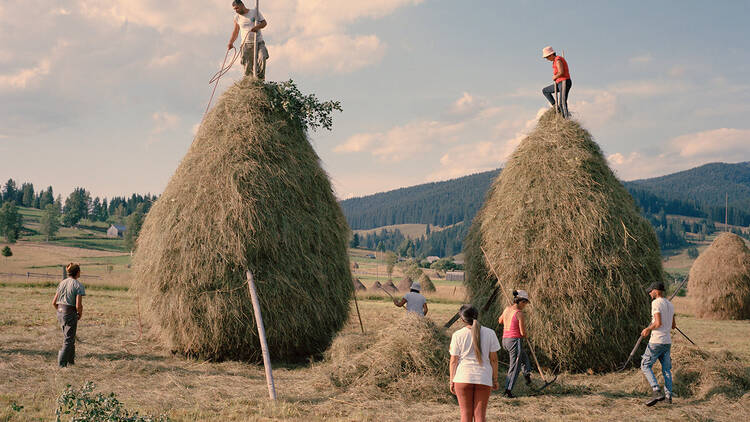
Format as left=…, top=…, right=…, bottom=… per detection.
left=498, top=289, right=532, bottom=398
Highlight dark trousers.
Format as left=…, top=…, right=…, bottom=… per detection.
left=57, top=311, right=78, bottom=367
left=502, top=337, right=531, bottom=391
left=542, top=79, right=572, bottom=118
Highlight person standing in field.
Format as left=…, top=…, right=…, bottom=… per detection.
left=228, top=0, right=269, bottom=79
left=641, top=281, right=676, bottom=406
left=541, top=46, right=572, bottom=118
left=51, top=263, right=85, bottom=368
left=449, top=304, right=500, bottom=422
left=498, top=289, right=533, bottom=398
left=393, top=282, right=428, bottom=316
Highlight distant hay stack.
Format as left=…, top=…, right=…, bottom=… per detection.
left=368, top=281, right=383, bottom=292
left=382, top=281, right=398, bottom=294
left=352, top=261, right=359, bottom=270
left=688, top=232, right=750, bottom=320
left=132, top=77, right=352, bottom=362
left=419, top=273, right=436, bottom=292
left=353, top=278, right=366, bottom=292
left=397, top=276, right=413, bottom=292
left=465, top=109, right=662, bottom=372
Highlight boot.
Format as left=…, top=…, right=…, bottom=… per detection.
left=503, top=389, right=515, bottom=398
left=524, top=373, right=532, bottom=386
left=645, top=389, right=665, bottom=407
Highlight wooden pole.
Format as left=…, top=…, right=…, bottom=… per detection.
left=725, top=192, right=728, bottom=230
left=480, top=246, right=549, bottom=383
left=246, top=270, right=277, bottom=400
left=353, top=288, right=365, bottom=333
left=252, top=0, right=259, bottom=78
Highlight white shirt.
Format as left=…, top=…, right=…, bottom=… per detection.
left=450, top=326, right=501, bottom=386
left=403, top=291, right=426, bottom=316
left=234, top=8, right=265, bottom=43
left=650, top=297, right=674, bottom=344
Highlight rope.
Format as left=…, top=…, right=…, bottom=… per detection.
left=202, top=26, right=254, bottom=119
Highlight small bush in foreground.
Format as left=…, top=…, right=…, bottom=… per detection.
left=55, top=382, right=169, bottom=422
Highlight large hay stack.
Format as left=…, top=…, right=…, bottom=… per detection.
left=397, top=276, right=413, bottom=291
left=419, top=273, right=436, bottom=292
left=465, top=110, right=662, bottom=372
left=688, top=232, right=750, bottom=320
left=132, top=77, right=352, bottom=362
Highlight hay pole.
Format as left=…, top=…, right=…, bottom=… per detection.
left=246, top=270, right=277, bottom=400
left=480, top=246, right=550, bottom=384
left=252, top=0, right=259, bottom=79
left=352, top=289, right=365, bottom=333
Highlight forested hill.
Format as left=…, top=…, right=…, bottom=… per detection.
left=628, top=162, right=750, bottom=209
left=340, top=170, right=500, bottom=230
left=340, top=162, right=750, bottom=231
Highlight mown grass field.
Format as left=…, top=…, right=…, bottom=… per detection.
left=1, top=240, right=749, bottom=421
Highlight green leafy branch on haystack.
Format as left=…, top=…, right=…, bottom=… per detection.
left=55, top=382, right=169, bottom=422
left=261, top=79, right=342, bottom=132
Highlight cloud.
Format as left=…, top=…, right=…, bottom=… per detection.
left=148, top=52, right=183, bottom=68
left=608, top=128, right=750, bottom=180
left=335, top=120, right=465, bottom=161
left=629, top=53, right=653, bottom=64
left=270, top=33, right=384, bottom=74
left=0, top=59, right=50, bottom=90
left=571, top=91, right=618, bottom=130
left=151, top=111, right=180, bottom=134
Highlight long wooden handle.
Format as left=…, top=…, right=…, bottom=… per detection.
left=247, top=271, right=276, bottom=400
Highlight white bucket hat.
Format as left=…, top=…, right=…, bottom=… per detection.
left=515, top=289, right=530, bottom=301
left=542, top=46, right=555, bottom=58
left=411, top=282, right=421, bottom=292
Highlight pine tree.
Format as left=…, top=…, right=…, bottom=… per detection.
left=39, top=204, right=61, bottom=241
left=0, top=201, right=23, bottom=242
left=1, top=246, right=11, bottom=261
left=20, top=183, right=34, bottom=207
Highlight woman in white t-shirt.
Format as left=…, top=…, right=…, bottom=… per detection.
left=449, top=304, right=500, bottom=422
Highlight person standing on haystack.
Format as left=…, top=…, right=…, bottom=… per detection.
left=640, top=281, right=676, bottom=407
left=449, top=304, right=500, bottom=422
left=228, top=0, right=269, bottom=79
left=393, top=282, right=428, bottom=316
left=51, top=263, right=85, bottom=368
left=498, top=289, right=533, bottom=398
left=541, top=46, right=572, bottom=118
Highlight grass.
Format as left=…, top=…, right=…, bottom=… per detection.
left=1, top=281, right=748, bottom=421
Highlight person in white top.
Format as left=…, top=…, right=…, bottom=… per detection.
left=227, top=0, right=269, bottom=79
left=449, top=304, right=500, bottom=422
left=640, top=281, right=676, bottom=407
left=393, top=282, right=428, bottom=316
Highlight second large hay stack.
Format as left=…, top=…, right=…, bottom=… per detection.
left=465, top=110, right=663, bottom=372
left=132, top=77, right=352, bottom=363
left=688, top=232, right=750, bottom=320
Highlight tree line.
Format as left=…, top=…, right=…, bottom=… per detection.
left=0, top=178, right=154, bottom=249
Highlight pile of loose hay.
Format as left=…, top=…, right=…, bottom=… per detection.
left=465, top=109, right=663, bottom=372
left=324, top=313, right=450, bottom=401
left=670, top=346, right=750, bottom=399
left=397, top=276, right=413, bottom=291
left=688, top=232, right=750, bottom=320
left=132, top=77, right=352, bottom=362
left=419, top=273, right=436, bottom=292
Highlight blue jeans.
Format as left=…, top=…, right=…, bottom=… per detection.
left=641, top=343, right=672, bottom=395
left=502, top=337, right=531, bottom=391
left=542, top=79, right=572, bottom=117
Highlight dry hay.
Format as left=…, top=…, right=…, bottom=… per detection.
left=397, top=276, right=413, bottom=291
left=382, top=281, right=398, bottom=293
left=323, top=313, right=450, bottom=401
left=688, top=232, right=750, bottom=320
left=353, top=278, right=366, bottom=292
left=465, top=109, right=663, bottom=372
left=670, top=346, right=750, bottom=399
left=132, top=77, right=352, bottom=362
left=419, top=273, right=436, bottom=292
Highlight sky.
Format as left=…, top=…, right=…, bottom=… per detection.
left=1, top=0, right=749, bottom=200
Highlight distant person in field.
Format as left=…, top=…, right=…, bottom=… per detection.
left=640, top=281, right=676, bottom=407
left=498, top=289, right=533, bottom=398
left=449, top=304, right=500, bottom=422
left=393, top=282, right=428, bottom=316
left=541, top=46, right=572, bottom=118
left=51, top=263, right=85, bottom=368
left=228, top=0, right=268, bottom=79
